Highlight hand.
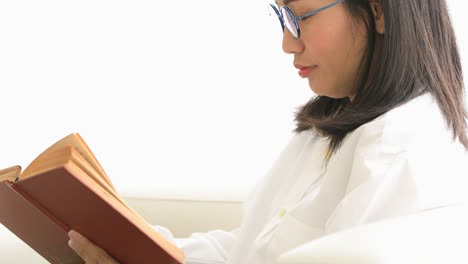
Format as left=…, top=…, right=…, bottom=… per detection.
left=68, top=229, right=119, bottom=264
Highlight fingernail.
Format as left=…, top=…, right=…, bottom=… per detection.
left=68, top=239, right=74, bottom=249
left=68, top=230, right=79, bottom=240
left=68, top=230, right=78, bottom=249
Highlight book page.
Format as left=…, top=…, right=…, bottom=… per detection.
left=21, top=146, right=123, bottom=208
left=0, top=166, right=21, bottom=182
left=21, top=133, right=115, bottom=190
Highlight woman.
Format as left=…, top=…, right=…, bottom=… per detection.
left=68, top=0, right=468, bottom=263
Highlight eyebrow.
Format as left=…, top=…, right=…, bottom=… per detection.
left=275, top=0, right=296, bottom=6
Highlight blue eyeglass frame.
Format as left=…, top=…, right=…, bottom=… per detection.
left=269, top=0, right=346, bottom=38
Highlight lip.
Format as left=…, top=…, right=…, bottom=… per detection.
left=294, top=64, right=317, bottom=78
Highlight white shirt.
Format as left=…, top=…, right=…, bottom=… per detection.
left=154, top=93, right=468, bottom=264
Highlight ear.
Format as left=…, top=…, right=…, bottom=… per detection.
left=369, top=0, right=385, bottom=34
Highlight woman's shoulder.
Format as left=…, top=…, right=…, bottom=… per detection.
left=349, top=93, right=456, bottom=152
left=332, top=93, right=468, bottom=206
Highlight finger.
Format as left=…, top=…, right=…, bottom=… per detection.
left=68, top=230, right=119, bottom=264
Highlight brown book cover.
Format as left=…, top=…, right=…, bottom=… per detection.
left=0, top=133, right=184, bottom=264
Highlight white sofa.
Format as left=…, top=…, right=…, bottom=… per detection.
left=279, top=205, right=468, bottom=264
left=1, top=196, right=467, bottom=264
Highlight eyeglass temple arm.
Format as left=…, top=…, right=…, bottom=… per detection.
left=297, top=0, right=346, bottom=20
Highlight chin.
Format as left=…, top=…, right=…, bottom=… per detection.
left=308, top=81, right=349, bottom=99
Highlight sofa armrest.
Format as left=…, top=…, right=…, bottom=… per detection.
left=124, top=196, right=243, bottom=237
left=278, top=205, right=468, bottom=264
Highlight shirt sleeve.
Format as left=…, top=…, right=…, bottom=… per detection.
left=152, top=225, right=239, bottom=264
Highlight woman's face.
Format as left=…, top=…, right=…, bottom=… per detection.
left=279, top=0, right=368, bottom=98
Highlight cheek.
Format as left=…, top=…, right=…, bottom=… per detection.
left=308, top=19, right=367, bottom=76
left=305, top=29, right=333, bottom=58
left=304, top=22, right=355, bottom=68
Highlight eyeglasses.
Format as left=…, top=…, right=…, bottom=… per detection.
left=269, top=0, right=345, bottom=39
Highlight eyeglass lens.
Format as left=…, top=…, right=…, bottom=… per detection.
left=280, top=8, right=298, bottom=38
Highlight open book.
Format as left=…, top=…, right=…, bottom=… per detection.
left=0, top=133, right=184, bottom=264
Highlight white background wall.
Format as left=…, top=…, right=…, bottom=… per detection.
left=0, top=0, right=466, bottom=201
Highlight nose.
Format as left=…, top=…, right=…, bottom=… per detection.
left=282, top=29, right=304, bottom=54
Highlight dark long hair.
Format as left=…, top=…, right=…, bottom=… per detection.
left=294, top=0, right=467, bottom=155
